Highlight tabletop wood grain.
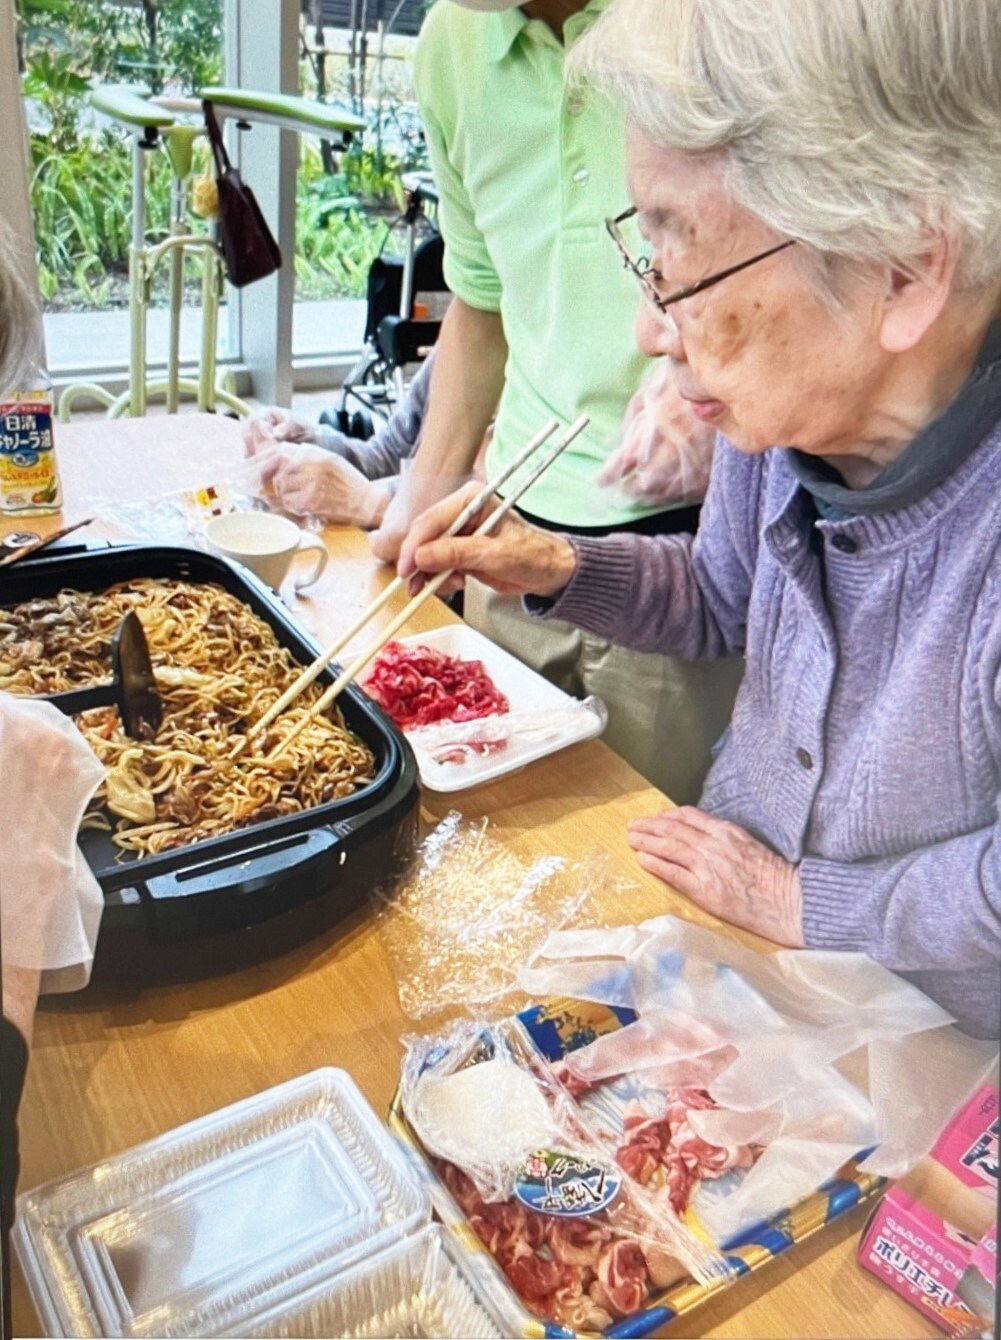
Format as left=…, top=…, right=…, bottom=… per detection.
left=3, top=415, right=936, bottom=1339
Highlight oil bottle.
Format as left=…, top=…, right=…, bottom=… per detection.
left=0, top=366, right=62, bottom=515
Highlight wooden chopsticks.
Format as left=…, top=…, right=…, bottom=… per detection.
left=0, top=518, right=93, bottom=568
left=243, top=418, right=561, bottom=752
left=264, top=414, right=589, bottom=762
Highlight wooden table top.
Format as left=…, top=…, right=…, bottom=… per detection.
left=4, top=415, right=936, bottom=1339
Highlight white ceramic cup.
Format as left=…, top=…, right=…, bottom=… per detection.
left=204, top=511, right=328, bottom=591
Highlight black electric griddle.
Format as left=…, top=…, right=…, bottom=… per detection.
left=0, top=540, right=419, bottom=984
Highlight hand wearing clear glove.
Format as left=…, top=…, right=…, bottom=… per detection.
left=242, top=407, right=316, bottom=457
left=598, top=361, right=716, bottom=507
left=396, top=480, right=578, bottom=598
left=259, top=442, right=392, bottom=529
left=627, top=807, right=804, bottom=947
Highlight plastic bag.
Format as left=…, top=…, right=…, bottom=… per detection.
left=400, top=1019, right=727, bottom=1332
left=83, top=454, right=295, bottom=548
left=373, top=812, right=632, bottom=1020
left=0, top=693, right=106, bottom=992
left=518, top=916, right=997, bottom=1240
left=598, top=359, right=716, bottom=507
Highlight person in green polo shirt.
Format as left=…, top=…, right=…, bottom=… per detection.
left=373, top=0, right=741, bottom=802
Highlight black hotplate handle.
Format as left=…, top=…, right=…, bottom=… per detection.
left=145, top=828, right=340, bottom=901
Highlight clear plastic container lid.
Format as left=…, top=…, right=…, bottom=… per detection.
left=238, top=1224, right=502, bottom=1339
left=14, top=1068, right=430, bottom=1338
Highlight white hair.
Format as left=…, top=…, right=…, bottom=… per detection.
left=0, top=218, right=42, bottom=394
left=570, top=0, right=1001, bottom=290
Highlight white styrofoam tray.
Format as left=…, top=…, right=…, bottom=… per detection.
left=390, top=625, right=606, bottom=793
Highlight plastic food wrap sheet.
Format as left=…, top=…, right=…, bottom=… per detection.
left=400, top=1020, right=728, bottom=1334
left=83, top=456, right=315, bottom=548
left=405, top=698, right=606, bottom=779
left=517, top=916, right=998, bottom=1243
left=373, top=812, right=631, bottom=1020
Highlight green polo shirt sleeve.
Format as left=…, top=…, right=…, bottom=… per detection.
left=416, top=15, right=501, bottom=314
left=421, top=105, right=502, bottom=314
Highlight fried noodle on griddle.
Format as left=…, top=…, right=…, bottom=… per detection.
left=0, top=578, right=377, bottom=855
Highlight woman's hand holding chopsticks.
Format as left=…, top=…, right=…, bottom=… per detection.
left=397, top=482, right=579, bottom=599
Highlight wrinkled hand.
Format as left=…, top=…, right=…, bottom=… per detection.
left=599, top=362, right=716, bottom=506
left=242, top=407, right=314, bottom=457
left=262, top=443, right=387, bottom=528
left=397, top=480, right=579, bottom=598
left=628, top=807, right=804, bottom=946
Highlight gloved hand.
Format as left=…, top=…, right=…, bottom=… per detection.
left=262, top=442, right=390, bottom=529
left=599, top=361, right=716, bottom=506
left=242, top=407, right=315, bottom=457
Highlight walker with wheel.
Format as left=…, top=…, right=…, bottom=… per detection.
left=58, top=85, right=365, bottom=422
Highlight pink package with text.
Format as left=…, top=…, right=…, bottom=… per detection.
left=968, top=1225, right=996, bottom=1284
left=932, top=1086, right=998, bottom=1191
left=859, top=1084, right=998, bottom=1337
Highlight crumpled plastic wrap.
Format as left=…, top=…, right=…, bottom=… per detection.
left=517, top=916, right=998, bottom=1241
left=405, top=697, right=606, bottom=778
left=83, top=455, right=315, bottom=548
left=373, top=812, right=631, bottom=1020
left=400, top=1019, right=726, bottom=1294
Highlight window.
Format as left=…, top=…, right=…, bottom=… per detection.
left=16, top=0, right=229, bottom=379
left=293, top=0, right=429, bottom=365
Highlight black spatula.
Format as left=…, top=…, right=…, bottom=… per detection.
left=44, top=611, right=163, bottom=739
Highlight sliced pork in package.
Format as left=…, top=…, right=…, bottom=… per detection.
left=400, top=1020, right=732, bottom=1332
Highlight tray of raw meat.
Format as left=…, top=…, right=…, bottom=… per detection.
left=362, top=625, right=606, bottom=792
left=389, top=997, right=886, bottom=1338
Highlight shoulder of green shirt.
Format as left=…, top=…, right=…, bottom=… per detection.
left=415, top=2, right=492, bottom=109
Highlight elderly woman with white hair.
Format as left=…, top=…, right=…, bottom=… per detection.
left=398, top=0, right=1001, bottom=1039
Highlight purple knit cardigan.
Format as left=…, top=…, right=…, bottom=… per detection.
left=541, top=427, right=1001, bottom=1039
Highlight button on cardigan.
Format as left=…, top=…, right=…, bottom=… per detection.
left=538, top=427, right=1001, bottom=1038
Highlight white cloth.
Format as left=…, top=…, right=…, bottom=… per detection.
left=0, top=694, right=106, bottom=994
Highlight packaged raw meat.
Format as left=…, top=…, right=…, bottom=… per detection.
left=399, top=1020, right=732, bottom=1330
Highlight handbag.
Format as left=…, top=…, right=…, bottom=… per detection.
left=202, top=101, right=282, bottom=288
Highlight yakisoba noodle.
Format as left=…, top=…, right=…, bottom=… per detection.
left=0, top=578, right=376, bottom=855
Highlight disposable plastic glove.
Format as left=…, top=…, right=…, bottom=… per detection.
left=599, top=361, right=716, bottom=507
left=263, top=443, right=390, bottom=529
left=242, top=407, right=314, bottom=457
left=0, top=694, right=106, bottom=1020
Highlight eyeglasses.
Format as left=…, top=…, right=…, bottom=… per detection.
left=605, top=206, right=795, bottom=325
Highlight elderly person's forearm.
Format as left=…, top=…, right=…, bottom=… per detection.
left=801, top=827, right=1001, bottom=969
left=533, top=441, right=759, bottom=660
left=318, top=353, right=435, bottom=481
left=801, top=827, right=1001, bottom=1036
